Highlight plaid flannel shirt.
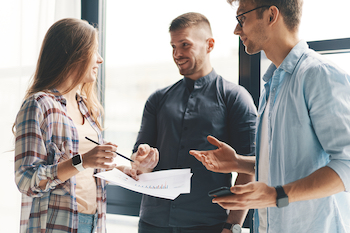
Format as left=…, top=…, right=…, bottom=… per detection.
left=15, top=90, right=107, bottom=233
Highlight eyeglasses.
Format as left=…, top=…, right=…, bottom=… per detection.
left=236, top=5, right=271, bottom=28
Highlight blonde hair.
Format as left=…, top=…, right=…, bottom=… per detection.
left=25, top=18, right=104, bottom=130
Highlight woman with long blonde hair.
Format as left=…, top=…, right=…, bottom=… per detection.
left=14, top=18, right=118, bottom=233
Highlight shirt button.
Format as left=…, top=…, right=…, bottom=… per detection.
left=172, top=205, right=176, bottom=208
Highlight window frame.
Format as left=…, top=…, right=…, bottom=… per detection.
left=81, top=0, right=107, bottom=126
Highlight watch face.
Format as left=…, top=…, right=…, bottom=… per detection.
left=232, top=224, right=241, bottom=233
left=277, top=196, right=289, bottom=208
left=72, top=154, right=82, bottom=166
left=275, top=186, right=289, bottom=208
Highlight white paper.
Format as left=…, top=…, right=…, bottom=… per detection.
left=94, top=168, right=192, bottom=200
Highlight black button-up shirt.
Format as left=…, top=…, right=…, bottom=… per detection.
left=133, top=69, right=257, bottom=227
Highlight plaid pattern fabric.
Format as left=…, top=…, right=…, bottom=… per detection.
left=15, top=90, right=107, bottom=233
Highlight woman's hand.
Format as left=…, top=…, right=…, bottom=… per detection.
left=82, top=142, right=118, bottom=170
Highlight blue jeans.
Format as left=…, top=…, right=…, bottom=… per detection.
left=138, top=220, right=224, bottom=233
left=78, top=212, right=98, bottom=233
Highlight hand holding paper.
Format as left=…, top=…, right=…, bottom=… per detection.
left=94, top=168, right=192, bottom=200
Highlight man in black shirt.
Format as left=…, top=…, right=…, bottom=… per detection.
left=131, top=12, right=257, bottom=233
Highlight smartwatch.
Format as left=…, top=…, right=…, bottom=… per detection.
left=232, top=224, right=242, bottom=233
left=223, top=223, right=241, bottom=233
left=72, top=154, right=85, bottom=172
left=275, top=185, right=289, bottom=208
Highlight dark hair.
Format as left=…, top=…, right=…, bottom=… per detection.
left=169, top=12, right=213, bottom=35
left=25, top=18, right=103, bottom=130
left=227, top=0, right=303, bottom=31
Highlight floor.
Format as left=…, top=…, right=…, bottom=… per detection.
left=106, top=214, right=139, bottom=232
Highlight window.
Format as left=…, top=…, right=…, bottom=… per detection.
left=104, top=0, right=240, bottom=164
left=103, top=0, right=242, bottom=223
left=323, top=53, right=350, bottom=74
left=299, top=0, right=350, bottom=41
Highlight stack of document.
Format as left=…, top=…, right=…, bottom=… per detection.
left=94, top=168, right=193, bottom=200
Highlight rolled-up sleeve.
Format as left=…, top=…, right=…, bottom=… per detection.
left=327, top=160, right=350, bottom=192
left=304, top=64, right=350, bottom=192
left=15, top=97, right=63, bottom=197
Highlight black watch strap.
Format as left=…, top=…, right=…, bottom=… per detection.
left=275, top=185, right=289, bottom=208
left=222, top=222, right=232, bottom=230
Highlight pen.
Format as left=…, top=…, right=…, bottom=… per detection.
left=85, top=136, right=134, bottom=162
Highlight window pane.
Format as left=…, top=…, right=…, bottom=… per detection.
left=300, top=0, right=350, bottom=41
left=104, top=0, right=239, bottom=164
left=323, top=53, right=350, bottom=75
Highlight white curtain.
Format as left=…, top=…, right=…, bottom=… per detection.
left=0, top=1, right=80, bottom=231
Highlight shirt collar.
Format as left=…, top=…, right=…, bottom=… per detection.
left=263, top=40, right=309, bottom=82
left=49, top=89, right=67, bottom=106
left=183, top=69, right=217, bottom=89
left=49, top=89, right=84, bottom=105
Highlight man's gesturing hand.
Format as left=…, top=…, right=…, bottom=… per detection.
left=189, top=135, right=239, bottom=173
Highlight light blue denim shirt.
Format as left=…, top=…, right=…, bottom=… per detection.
left=254, top=40, right=350, bottom=233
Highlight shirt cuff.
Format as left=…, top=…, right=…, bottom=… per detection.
left=327, top=160, right=350, bottom=192
left=35, top=164, right=64, bottom=192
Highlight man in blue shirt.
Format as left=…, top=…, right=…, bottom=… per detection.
left=130, top=12, right=257, bottom=233
left=190, top=0, right=350, bottom=232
